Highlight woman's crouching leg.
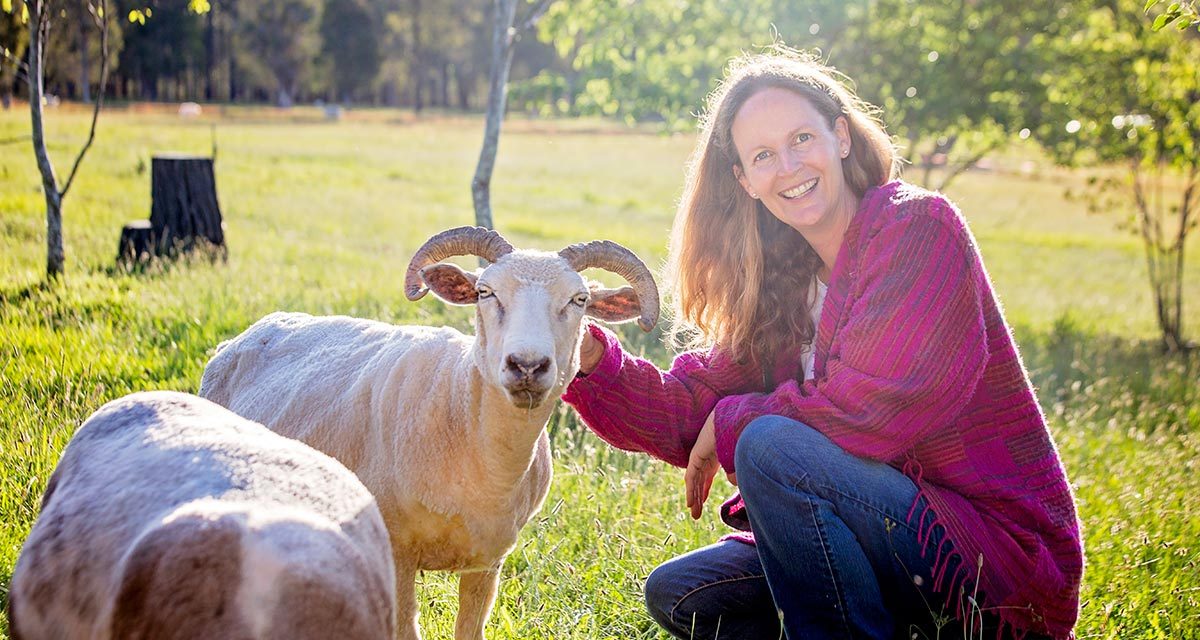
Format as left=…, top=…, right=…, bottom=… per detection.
left=734, top=415, right=919, bottom=639
left=644, top=540, right=781, bottom=639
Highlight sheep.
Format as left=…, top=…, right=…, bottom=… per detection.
left=197, top=226, right=659, bottom=640
left=7, top=391, right=396, bottom=640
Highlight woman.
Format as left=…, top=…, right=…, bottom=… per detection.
left=562, top=50, right=1083, bottom=639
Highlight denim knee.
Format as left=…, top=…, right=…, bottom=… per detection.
left=643, top=562, right=681, bottom=632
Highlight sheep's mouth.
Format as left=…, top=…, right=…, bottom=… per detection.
left=504, top=386, right=551, bottom=409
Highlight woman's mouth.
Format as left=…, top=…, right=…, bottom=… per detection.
left=781, top=178, right=818, bottom=200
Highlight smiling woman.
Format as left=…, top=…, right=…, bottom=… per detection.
left=565, top=48, right=1084, bottom=640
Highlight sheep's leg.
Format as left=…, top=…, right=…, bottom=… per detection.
left=454, top=566, right=501, bottom=640
left=396, top=564, right=422, bottom=640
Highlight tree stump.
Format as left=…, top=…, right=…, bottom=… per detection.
left=149, top=154, right=225, bottom=256
left=117, top=220, right=153, bottom=263
left=116, top=154, right=225, bottom=266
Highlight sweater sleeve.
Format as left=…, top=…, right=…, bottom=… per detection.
left=712, top=210, right=989, bottom=473
left=562, top=323, right=761, bottom=468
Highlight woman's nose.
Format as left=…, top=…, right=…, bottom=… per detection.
left=777, top=147, right=803, bottom=175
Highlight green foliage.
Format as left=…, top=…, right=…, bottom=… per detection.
left=1146, top=0, right=1200, bottom=32
left=2, top=109, right=1199, bottom=639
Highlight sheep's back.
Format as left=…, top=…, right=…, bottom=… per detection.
left=9, top=391, right=395, bottom=640
left=199, top=312, right=472, bottom=476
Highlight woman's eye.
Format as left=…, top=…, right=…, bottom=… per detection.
left=753, top=150, right=771, bottom=163
left=571, top=293, right=590, bottom=306
left=794, top=132, right=812, bottom=144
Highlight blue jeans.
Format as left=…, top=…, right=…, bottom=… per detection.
left=644, top=416, right=1023, bottom=640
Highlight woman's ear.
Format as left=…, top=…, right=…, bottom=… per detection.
left=834, top=116, right=851, bottom=159
left=733, top=165, right=756, bottom=199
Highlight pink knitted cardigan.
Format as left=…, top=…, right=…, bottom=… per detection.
left=563, top=181, right=1083, bottom=638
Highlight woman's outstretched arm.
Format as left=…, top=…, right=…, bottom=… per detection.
left=563, top=324, right=761, bottom=468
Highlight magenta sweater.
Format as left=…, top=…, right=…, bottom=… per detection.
left=563, top=181, right=1083, bottom=638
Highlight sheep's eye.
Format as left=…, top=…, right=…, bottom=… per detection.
left=476, top=286, right=494, bottom=299
left=571, top=293, right=590, bottom=306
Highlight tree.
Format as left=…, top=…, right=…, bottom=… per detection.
left=117, top=1, right=204, bottom=101
left=1038, top=5, right=1199, bottom=352
left=0, top=3, right=29, bottom=108
left=470, top=0, right=552, bottom=230
left=319, top=0, right=381, bottom=102
left=240, top=0, right=321, bottom=106
left=10, top=0, right=110, bottom=279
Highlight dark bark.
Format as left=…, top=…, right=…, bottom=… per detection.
left=227, top=0, right=239, bottom=101
left=77, top=0, right=90, bottom=103
left=147, top=155, right=225, bottom=257
left=205, top=5, right=215, bottom=101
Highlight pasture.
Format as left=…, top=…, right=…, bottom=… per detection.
left=1, top=104, right=1198, bottom=639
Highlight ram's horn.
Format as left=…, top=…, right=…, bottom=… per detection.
left=405, top=227, right=514, bottom=300
left=558, top=241, right=660, bottom=332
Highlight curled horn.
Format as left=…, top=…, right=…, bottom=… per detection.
left=559, top=241, right=660, bottom=332
left=405, top=226, right=514, bottom=301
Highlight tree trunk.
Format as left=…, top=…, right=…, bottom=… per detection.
left=78, top=0, right=90, bottom=103
left=455, top=63, right=470, bottom=110
left=227, top=0, right=239, bottom=101
left=410, top=0, right=423, bottom=113
left=471, top=0, right=519, bottom=231
left=205, top=5, right=216, bottom=101
left=28, top=0, right=64, bottom=279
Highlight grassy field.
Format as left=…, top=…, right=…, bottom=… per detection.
left=1, top=103, right=1198, bottom=639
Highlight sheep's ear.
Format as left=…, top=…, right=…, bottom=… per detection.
left=420, top=263, right=479, bottom=305
left=586, top=285, right=642, bottom=324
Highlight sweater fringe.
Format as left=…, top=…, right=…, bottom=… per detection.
left=904, top=456, right=1049, bottom=640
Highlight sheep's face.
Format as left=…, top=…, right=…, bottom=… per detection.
left=420, top=251, right=643, bottom=410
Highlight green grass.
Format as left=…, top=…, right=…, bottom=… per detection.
left=1, top=103, right=1199, bottom=638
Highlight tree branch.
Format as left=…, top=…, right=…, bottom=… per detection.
left=59, top=0, right=107, bottom=200
left=516, top=0, right=553, bottom=35
left=936, top=138, right=1004, bottom=192
left=0, top=46, right=31, bottom=78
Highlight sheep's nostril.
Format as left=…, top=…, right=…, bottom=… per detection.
left=505, top=355, right=552, bottom=379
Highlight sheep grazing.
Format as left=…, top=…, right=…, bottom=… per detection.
left=198, top=226, right=659, bottom=640
left=8, top=391, right=396, bottom=640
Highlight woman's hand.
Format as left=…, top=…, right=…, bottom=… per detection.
left=685, top=411, right=721, bottom=520
left=578, top=329, right=605, bottom=375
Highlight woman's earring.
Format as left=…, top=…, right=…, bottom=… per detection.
left=750, top=192, right=759, bottom=199
left=841, top=148, right=849, bottom=158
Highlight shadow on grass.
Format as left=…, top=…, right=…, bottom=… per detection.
left=0, top=281, right=52, bottom=307
left=1016, top=315, right=1199, bottom=434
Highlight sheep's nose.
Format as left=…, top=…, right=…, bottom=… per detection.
left=505, top=354, right=551, bottom=380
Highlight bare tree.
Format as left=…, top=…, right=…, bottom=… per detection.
left=471, top=0, right=552, bottom=230
left=21, top=0, right=109, bottom=279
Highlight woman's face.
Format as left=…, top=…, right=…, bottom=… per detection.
left=731, top=87, right=854, bottom=235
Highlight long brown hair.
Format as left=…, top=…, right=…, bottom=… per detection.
left=668, top=48, right=898, bottom=364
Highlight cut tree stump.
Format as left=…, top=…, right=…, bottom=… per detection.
left=117, top=154, right=225, bottom=266
left=117, top=220, right=153, bottom=263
